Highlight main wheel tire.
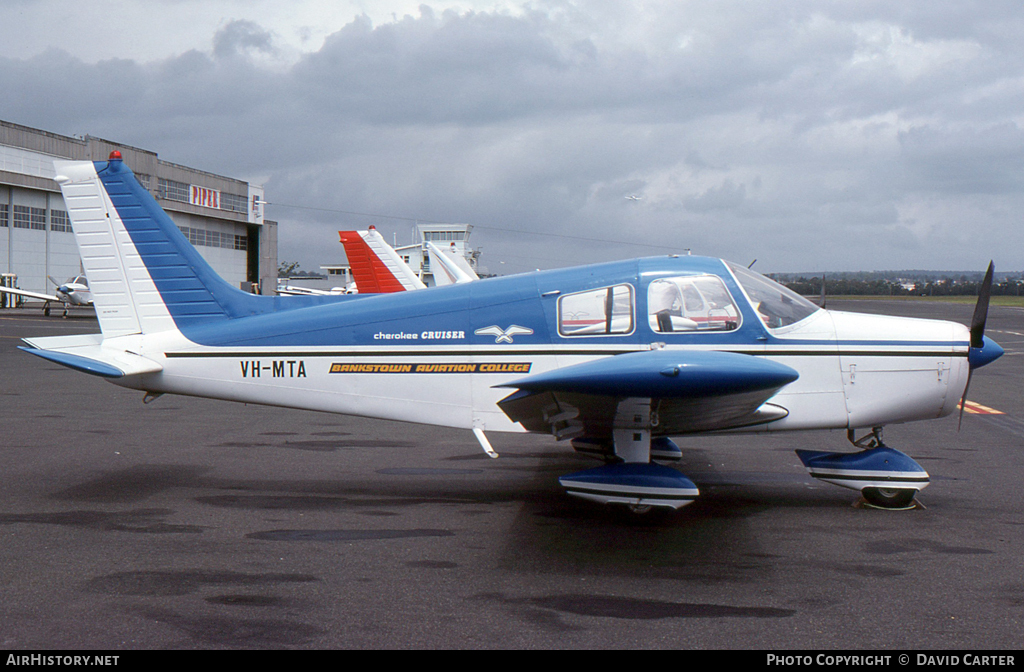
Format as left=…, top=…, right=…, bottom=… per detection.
left=862, top=487, right=917, bottom=509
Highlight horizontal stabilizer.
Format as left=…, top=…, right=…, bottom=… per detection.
left=19, top=333, right=162, bottom=378
left=496, top=349, right=798, bottom=398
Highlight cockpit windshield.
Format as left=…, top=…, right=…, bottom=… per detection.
left=726, top=261, right=819, bottom=329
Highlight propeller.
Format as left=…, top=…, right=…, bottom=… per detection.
left=969, top=262, right=993, bottom=350
left=958, top=261, right=1004, bottom=429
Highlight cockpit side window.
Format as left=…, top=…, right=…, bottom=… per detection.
left=647, top=275, right=740, bottom=333
left=726, top=261, right=819, bottom=329
left=558, top=284, right=634, bottom=336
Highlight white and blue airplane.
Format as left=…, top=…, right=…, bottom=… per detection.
left=18, top=153, right=1004, bottom=512
left=0, top=275, right=93, bottom=316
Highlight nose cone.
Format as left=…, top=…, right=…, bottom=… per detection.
left=969, top=335, right=1004, bottom=369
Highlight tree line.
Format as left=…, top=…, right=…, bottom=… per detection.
left=775, top=275, right=1024, bottom=297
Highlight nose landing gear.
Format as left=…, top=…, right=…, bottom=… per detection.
left=796, top=427, right=928, bottom=509
left=861, top=486, right=918, bottom=509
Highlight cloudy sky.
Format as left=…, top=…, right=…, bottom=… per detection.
left=1, top=0, right=1022, bottom=275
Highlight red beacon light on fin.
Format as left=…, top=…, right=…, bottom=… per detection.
left=109, top=151, right=122, bottom=161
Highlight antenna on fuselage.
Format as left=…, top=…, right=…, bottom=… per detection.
left=747, top=259, right=757, bottom=269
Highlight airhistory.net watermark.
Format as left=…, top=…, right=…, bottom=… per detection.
left=6, top=656, right=118, bottom=666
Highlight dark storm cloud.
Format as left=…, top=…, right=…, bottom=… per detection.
left=2, top=3, right=1023, bottom=273
left=213, top=19, right=277, bottom=59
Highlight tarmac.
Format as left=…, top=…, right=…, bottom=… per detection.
left=0, top=300, right=1021, bottom=649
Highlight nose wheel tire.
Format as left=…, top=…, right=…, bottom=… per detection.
left=861, top=487, right=917, bottom=509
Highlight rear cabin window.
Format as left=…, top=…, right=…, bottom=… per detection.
left=558, top=284, right=634, bottom=336
left=647, top=275, right=740, bottom=333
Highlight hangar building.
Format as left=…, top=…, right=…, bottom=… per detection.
left=0, top=120, right=277, bottom=301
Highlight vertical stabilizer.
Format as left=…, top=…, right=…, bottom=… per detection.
left=338, top=228, right=426, bottom=293
left=55, top=159, right=150, bottom=337
left=54, top=155, right=268, bottom=337
left=426, top=242, right=478, bottom=286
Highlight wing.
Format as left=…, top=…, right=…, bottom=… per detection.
left=495, top=349, right=798, bottom=438
left=277, top=284, right=350, bottom=296
left=0, top=286, right=60, bottom=303
left=277, top=285, right=324, bottom=296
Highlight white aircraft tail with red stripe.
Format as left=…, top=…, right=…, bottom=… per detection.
left=338, top=227, right=426, bottom=293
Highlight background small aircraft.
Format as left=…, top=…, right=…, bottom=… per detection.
left=427, top=241, right=479, bottom=286
left=338, top=227, right=426, bottom=293
left=276, top=283, right=355, bottom=296
left=278, top=228, right=474, bottom=297
left=335, top=228, right=479, bottom=293
left=0, top=275, right=92, bottom=316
